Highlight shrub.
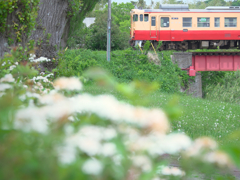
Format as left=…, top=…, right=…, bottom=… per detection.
left=205, top=71, right=240, bottom=104
left=53, top=49, right=99, bottom=77
left=53, top=49, right=191, bottom=93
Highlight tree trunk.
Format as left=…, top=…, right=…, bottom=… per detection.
left=0, top=33, right=9, bottom=58
left=0, top=3, right=29, bottom=58
left=30, top=0, right=70, bottom=59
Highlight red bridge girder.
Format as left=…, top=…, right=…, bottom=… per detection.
left=186, top=52, right=240, bottom=76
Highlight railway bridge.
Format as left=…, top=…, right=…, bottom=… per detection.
left=171, top=51, right=240, bottom=98
left=187, top=52, right=240, bottom=76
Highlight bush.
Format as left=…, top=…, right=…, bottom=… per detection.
left=53, top=49, right=99, bottom=77
left=53, top=49, right=191, bottom=93
left=205, top=71, right=240, bottom=104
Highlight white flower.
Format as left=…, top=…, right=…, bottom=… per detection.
left=68, top=116, right=74, bottom=121
left=82, top=159, right=103, bottom=175
left=53, top=77, right=83, bottom=91
left=29, top=54, right=36, bottom=61
left=32, top=76, right=51, bottom=83
left=0, top=83, right=12, bottom=91
left=25, top=92, right=40, bottom=99
left=45, top=73, right=53, bottom=78
left=132, top=155, right=152, bottom=172
left=103, top=128, right=117, bottom=140
left=112, top=154, right=122, bottom=165
left=185, top=137, right=218, bottom=157
left=14, top=107, right=49, bottom=133
left=128, top=133, right=191, bottom=156
left=30, top=56, right=51, bottom=62
left=57, top=145, right=76, bottom=164
left=204, top=151, right=232, bottom=167
left=158, top=166, right=185, bottom=176
left=0, top=92, right=5, bottom=97
left=23, top=85, right=28, bottom=89
left=9, top=65, right=16, bottom=71
left=64, top=124, right=75, bottom=135
left=101, top=143, right=116, bottom=157
left=0, top=74, right=15, bottom=83
left=39, top=93, right=66, bottom=104
left=78, top=137, right=102, bottom=156
left=19, top=94, right=26, bottom=101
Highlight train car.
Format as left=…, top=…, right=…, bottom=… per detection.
left=130, top=4, right=240, bottom=50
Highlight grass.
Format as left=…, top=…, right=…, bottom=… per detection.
left=83, top=85, right=240, bottom=145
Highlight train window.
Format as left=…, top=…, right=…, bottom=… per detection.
left=215, top=18, right=220, bottom=27
left=197, top=17, right=210, bottom=27
left=144, top=14, right=149, bottom=22
left=140, top=14, right=143, bottom=22
left=225, top=18, right=237, bottom=27
left=133, top=14, right=138, bottom=22
left=183, top=18, right=192, bottom=27
left=152, top=17, right=156, bottom=26
left=161, top=17, right=169, bottom=27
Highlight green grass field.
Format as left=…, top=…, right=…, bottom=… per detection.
left=83, top=85, right=240, bottom=145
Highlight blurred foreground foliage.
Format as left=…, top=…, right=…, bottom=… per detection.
left=1, top=48, right=240, bottom=180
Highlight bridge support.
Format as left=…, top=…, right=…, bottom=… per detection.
left=171, top=52, right=202, bottom=98
left=171, top=51, right=240, bottom=97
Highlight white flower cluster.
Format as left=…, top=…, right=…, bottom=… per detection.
left=0, top=74, right=15, bottom=97
left=15, top=92, right=170, bottom=134
left=58, top=125, right=118, bottom=165
left=184, top=137, right=232, bottom=167
left=0, top=74, right=15, bottom=83
left=32, top=76, right=51, bottom=84
left=11, top=76, right=233, bottom=177
left=82, top=159, right=103, bottom=175
left=29, top=54, right=51, bottom=62
left=0, top=84, right=12, bottom=92
left=127, top=132, right=192, bottom=157
left=9, top=62, right=18, bottom=71
left=157, top=165, right=186, bottom=176
left=53, top=77, right=83, bottom=91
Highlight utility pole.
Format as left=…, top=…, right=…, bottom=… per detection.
left=107, top=0, right=111, bottom=62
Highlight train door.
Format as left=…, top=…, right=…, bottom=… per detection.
left=159, top=16, right=171, bottom=41
left=150, top=16, right=157, bottom=38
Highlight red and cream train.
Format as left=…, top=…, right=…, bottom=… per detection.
left=130, top=4, right=240, bottom=50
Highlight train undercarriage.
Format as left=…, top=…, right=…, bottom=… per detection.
left=129, top=40, right=240, bottom=51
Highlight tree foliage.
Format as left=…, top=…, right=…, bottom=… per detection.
left=0, top=0, right=39, bottom=43
left=68, top=0, right=101, bottom=47
left=85, top=12, right=129, bottom=50
left=232, top=0, right=240, bottom=6
left=67, top=2, right=133, bottom=50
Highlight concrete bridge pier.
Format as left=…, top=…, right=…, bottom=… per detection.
left=171, top=52, right=202, bottom=98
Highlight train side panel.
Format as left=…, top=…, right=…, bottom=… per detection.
left=131, top=10, right=240, bottom=42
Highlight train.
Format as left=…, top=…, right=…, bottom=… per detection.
left=130, top=4, right=240, bottom=50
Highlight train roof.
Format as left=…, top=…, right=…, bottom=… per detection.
left=144, top=9, right=240, bottom=13
left=132, top=4, right=240, bottom=13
